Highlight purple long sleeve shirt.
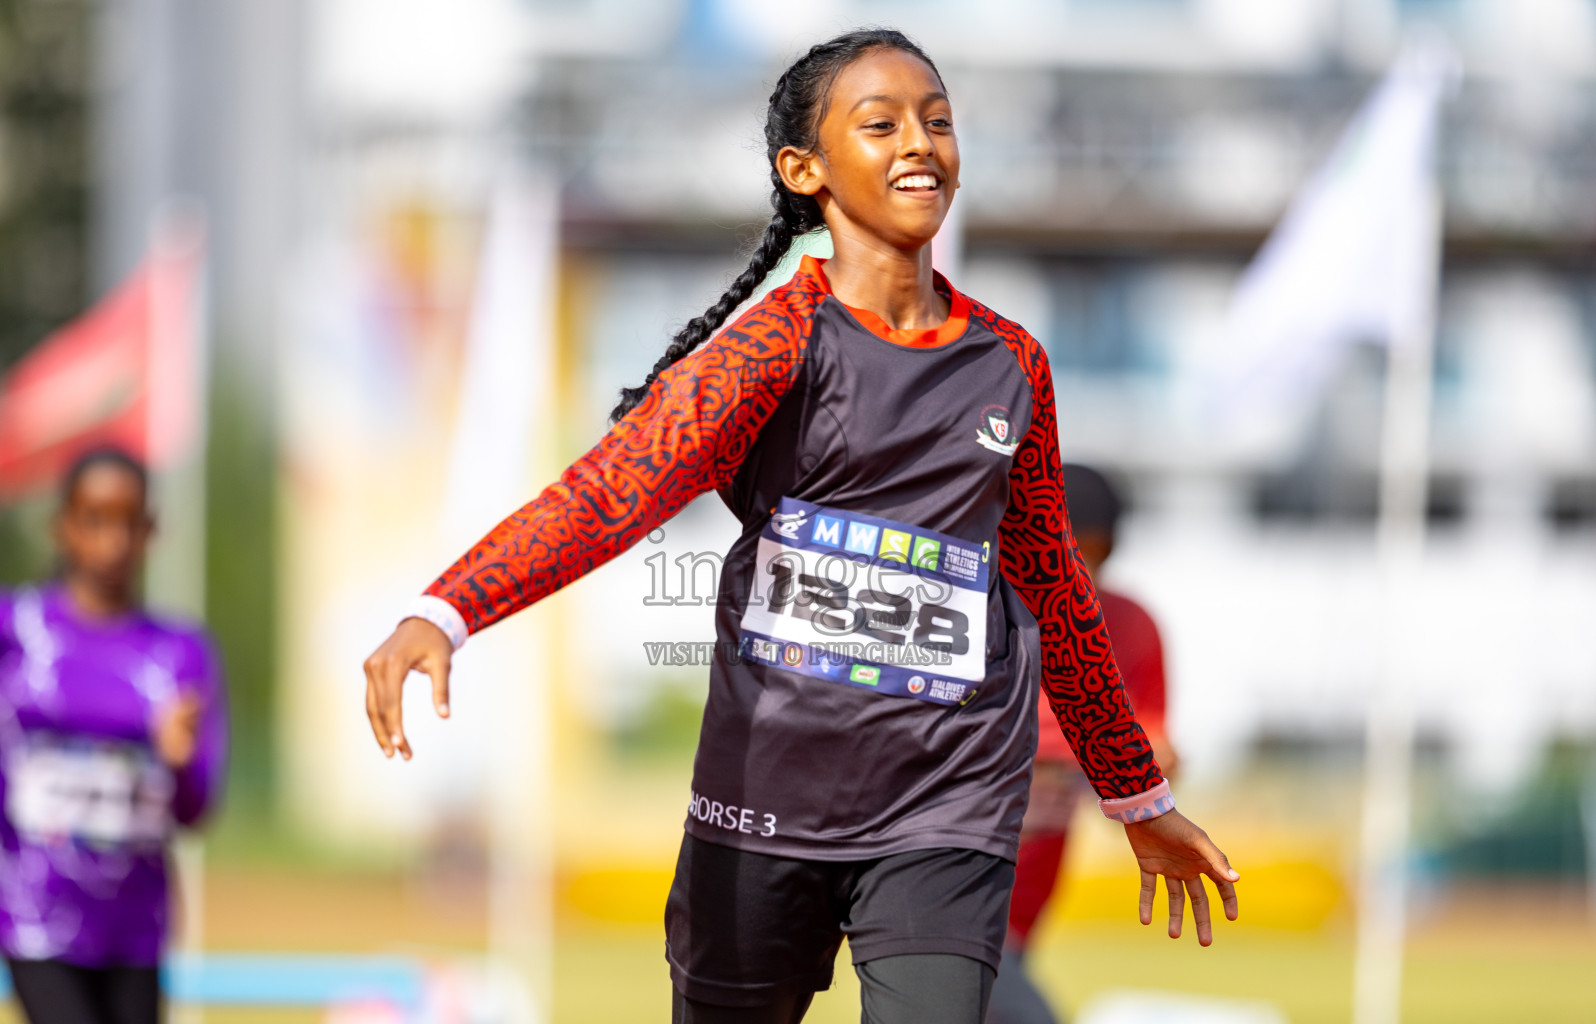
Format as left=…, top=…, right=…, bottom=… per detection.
left=0, top=584, right=227, bottom=967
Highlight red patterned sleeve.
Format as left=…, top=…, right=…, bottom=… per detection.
left=421, top=278, right=821, bottom=637
left=982, top=307, right=1172, bottom=821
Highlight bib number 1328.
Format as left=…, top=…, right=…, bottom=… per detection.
left=764, top=557, right=970, bottom=655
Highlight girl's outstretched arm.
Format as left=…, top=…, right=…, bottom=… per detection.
left=988, top=309, right=1239, bottom=942
left=364, top=277, right=822, bottom=759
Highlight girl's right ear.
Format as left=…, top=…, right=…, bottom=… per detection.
left=776, top=145, right=824, bottom=197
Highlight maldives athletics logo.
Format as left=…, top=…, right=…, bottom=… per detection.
left=975, top=404, right=1019, bottom=456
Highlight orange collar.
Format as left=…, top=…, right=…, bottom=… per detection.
left=799, top=255, right=969, bottom=349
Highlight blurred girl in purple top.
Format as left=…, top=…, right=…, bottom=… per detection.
left=0, top=448, right=227, bottom=1024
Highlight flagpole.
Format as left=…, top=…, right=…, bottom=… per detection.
left=144, top=202, right=209, bottom=619
left=1351, top=184, right=1442, bottom=1024
left=145, top=201, right=211, bottom=1024
left=438, top=160, right=557, bottom=1022
left=1199, top=36, right=1450, bottom=1022
left=489, top=164, right=556, bottom=1024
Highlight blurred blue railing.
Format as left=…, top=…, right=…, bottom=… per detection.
left=1, top=953, right=429, bottom=1016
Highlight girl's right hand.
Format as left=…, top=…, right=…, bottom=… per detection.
left=363, top=617, right=454, bottom=761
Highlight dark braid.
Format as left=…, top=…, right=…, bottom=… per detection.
left=609, top=28, right=942, bottom=423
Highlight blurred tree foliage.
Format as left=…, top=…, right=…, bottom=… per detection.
left=607, top=678, right=709, bottom=764
left=0, top=0, right=90, bottom=370
left=204, top=363, right=278, bottom=816
left=0, top=0, right=91, bottom=587
left=1436, top=740, right=1594, bottom=879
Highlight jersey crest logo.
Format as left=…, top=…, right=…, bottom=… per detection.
left=976, top=405, right=1018, bottom=456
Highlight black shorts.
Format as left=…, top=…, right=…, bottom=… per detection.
left=664, top=833, right=1014, bottom=1008
left=5, top=958, right=161, bottom=1024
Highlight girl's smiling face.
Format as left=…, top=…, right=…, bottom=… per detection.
left=779, top=47, right=959, bottom=252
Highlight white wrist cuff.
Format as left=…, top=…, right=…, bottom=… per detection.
left=1099, top=779, right=1175, bottom=823
left=402, top=595, right=469, bottom=651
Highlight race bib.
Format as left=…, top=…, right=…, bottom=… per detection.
left=6, top=733, right=174, bottom=849
left=738, top=497, right=989, bottom=706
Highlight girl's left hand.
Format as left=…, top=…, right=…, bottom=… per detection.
left=152, top=694, right=204, bottom=770
left=1124, top=809, right=1239, bottom=946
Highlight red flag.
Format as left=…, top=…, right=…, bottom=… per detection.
left=0, top=219, right=204, bottom=497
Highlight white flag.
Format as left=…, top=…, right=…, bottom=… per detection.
left=441, top=166, right=557, bottom=545
left=1208, top=39, right=1455, bottom=453
left=419, top=162, right=558, bottom=799
left=436, top=162, right=559, bottom=1008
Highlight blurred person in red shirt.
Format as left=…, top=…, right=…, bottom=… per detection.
left=987, top=464, right=1176, bottom=1024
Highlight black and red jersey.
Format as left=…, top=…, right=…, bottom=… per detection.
left=412, top=255, right=1171, bottom=862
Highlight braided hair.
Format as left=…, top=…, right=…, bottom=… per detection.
left=608, top=28, right=942, bottom=423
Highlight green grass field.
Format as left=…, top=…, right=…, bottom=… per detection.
left=5, top=755, right=1592, bottom=1022
left=4, top=882, right=1591, bottom=1023
left=550, top=908, right=1596, bottom=1024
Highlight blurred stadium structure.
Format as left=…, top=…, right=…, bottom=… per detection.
left=4, top=0, right=1596, bottom=1021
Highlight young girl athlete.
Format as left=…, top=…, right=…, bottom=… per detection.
left=1, top=449, right=227, bottom=1024
left=364, top=29, right=1239, bottom=1023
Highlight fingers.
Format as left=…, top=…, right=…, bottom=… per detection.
left=1138, top=869, right=1156, bottom=926
left=363, top=624, right=462, bottom=760
left=160, top=693, right=201, bottom=720
left=363, top=657, right=394, bottom=759
left=426, top=650, right=452, bottom=719
left=1186, top=875, right=1213, bottom=946
left=386, top=692, right=410, bottom=761
left=1164, top=874, right=1184, bottom=939
left=1197, top=836, right=1241, bottom=921
left=1199, top=836, right=1241, bottom=883
left=362, top=646, right=411, bottom=760
left=1215, top=875, right=1240, bottom=922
